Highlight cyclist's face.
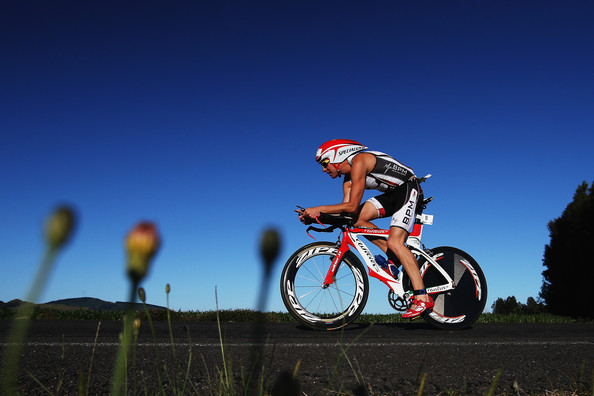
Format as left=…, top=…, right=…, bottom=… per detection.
left=322, top=162, right=341, bottom=178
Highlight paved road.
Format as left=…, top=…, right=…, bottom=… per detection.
left=1, top=319, right=593, bottom=395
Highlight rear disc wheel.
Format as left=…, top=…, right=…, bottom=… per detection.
left=405, top=246, right=487, bottom=330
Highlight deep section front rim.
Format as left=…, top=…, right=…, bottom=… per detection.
left=280, top=242, right=369, bottom=330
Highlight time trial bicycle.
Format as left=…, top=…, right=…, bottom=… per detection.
left=280, top=175, right=487, bottom=330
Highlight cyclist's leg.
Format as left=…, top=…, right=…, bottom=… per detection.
left=386, top=227, right=426, bottom=296
left=355, top=201, right=380, bottom=226
left=364, top=187, right=412, bottom=259
left=387, top=227, right=432, bottom=317
left=356, top=201, right=388, bottom=252
left=385, top=180, right=432, bottom=316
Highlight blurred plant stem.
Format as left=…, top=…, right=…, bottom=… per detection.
left=1, top=205, right=75, bottom=394
left=1, top=248, right=58, bottom=393
left=139, top=287, right=166, bottom=390
left=112, top=221, right=160, bottom=396
left=111, top=280, right=139, bottom=396
left=247, top=228, right=281, bottom=394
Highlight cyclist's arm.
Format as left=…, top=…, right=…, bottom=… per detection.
left=342, top=156, right=367, bottom=213
left=342, top=180, right=351, bottom=203
left=303, top=154, right=370, bottom=218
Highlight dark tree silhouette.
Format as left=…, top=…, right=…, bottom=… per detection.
left=539, top=181, right=594, bottom=318
left=491, top=296, right=545, bottom=315
left=492, top=296, right=520, bottom=314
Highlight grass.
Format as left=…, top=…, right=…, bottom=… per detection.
left=2, top=306, right=594, bottom=324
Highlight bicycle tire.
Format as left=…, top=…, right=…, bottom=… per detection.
left=280, top=241, right=369, bottom=330
left=404, top=246, right=487, bottom=330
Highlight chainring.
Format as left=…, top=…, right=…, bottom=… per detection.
left=388, top=290, right=409, bottom=312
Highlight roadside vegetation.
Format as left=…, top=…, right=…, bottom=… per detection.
left=1, top=305, right=594, bottom=325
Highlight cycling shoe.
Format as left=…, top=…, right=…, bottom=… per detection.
left=402, top=296, right=434, bottom=319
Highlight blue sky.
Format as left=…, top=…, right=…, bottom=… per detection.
left=1, top=1, right=593, bottom=314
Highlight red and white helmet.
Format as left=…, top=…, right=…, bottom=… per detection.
left=315, top=139, right=367, bottom=167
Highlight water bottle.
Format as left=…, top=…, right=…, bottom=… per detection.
left=375, top=254, right=387, bottom=268
left=375, top=255, right=399, bottom=278
left=387, top=261, right=400, bottom=278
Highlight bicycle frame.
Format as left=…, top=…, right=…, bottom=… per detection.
left=322, top=214, right=456, bottom=300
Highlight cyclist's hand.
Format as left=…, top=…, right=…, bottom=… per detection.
left=303, top=207, right=322, bottom=224
left=296, top=206, right=314, bottom=225
left=301, top=216, right=314, bottom=225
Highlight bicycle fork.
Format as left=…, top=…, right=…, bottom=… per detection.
left=322, top=232, right=354, bottom=288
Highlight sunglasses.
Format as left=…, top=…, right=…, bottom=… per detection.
left=320, top=159, right=331, bottom=168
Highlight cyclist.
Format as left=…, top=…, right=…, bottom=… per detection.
left=298, top=139, right=433, bottom=319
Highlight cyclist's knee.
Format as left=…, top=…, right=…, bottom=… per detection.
left=386, top=239, right=401, bottom=255
left=388, top=227, right=407, bottom=242
left=386, top=228, right=408, bottom=253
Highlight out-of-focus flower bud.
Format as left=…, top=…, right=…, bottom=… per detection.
left=260, top=228, right=281, bottom=274
left=133, top=318, right=141, bottom=336
left=138, top=287, right=146, bottom=303
left=126, top=222, right=160, bottom=283
left=45, top=205, right=76, bottom=251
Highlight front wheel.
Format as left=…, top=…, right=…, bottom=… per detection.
left=405, top=246, right=487, bottom=330
left=280, top=242, right=369, bottom=330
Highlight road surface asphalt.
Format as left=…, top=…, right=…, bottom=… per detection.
left=1, top=319, right=593, bottom=395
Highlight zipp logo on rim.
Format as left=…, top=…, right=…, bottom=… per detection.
left=295, top=246, right=336, bottom=267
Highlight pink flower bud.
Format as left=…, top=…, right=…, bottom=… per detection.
left=126, top=222, right=160, bottom=283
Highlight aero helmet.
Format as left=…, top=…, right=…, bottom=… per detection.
left=315, top=139, right=367, bottom=167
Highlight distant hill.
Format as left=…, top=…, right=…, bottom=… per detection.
left=0, top=297, right=166, bottom=311
left=0, top=299, right=26, bottom=309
